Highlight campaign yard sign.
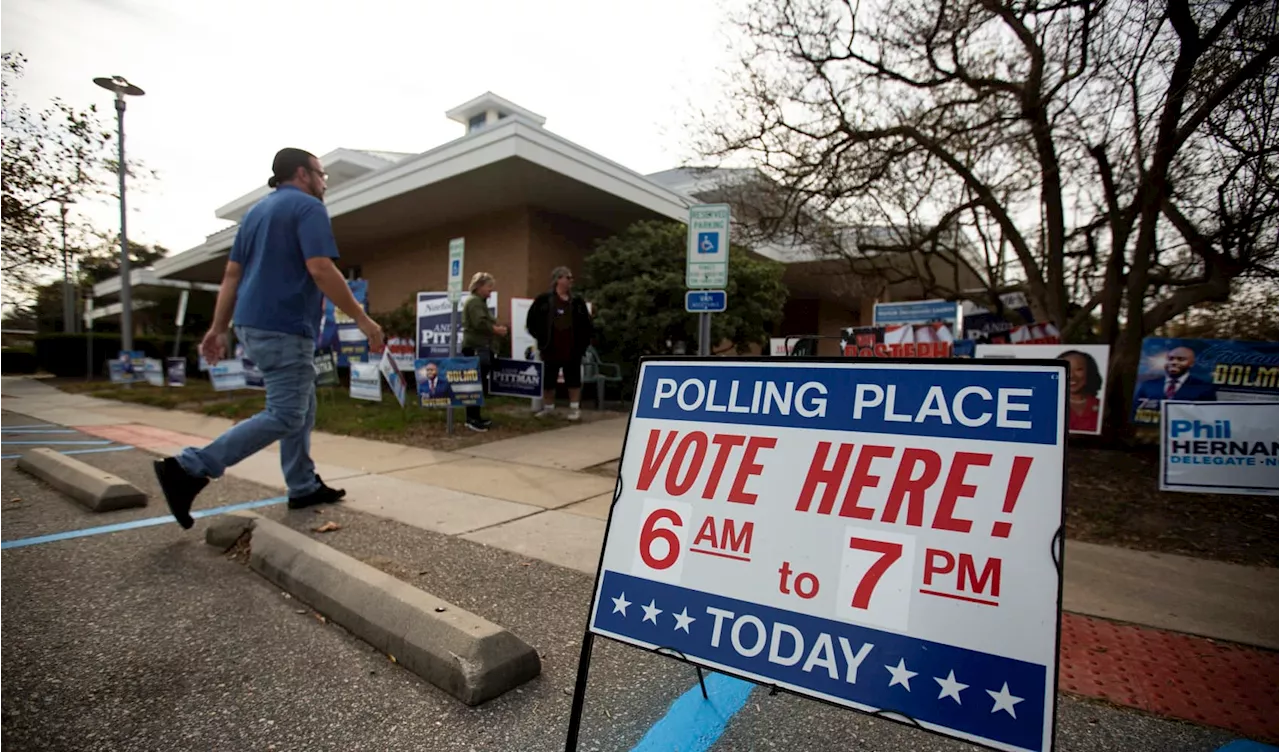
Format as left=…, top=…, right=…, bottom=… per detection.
left=142, top=358, right=165, bottom=387
left=165, top=357, right=187, bottom=387
left=417, top=291, right=499, bottom=359
left=349, top=361, right=383, bottom=402
left=318, top=279, right=369, bottom=367
left=209, top=360, right=248, bottom=392
left=414, top=356, right=484, bottom=408
left=490, top=358, right=544, bottom=398
left=1131, top=337, right=1279, bottom=426
left=1160, top=401, right=1279, bottom=496
left=379, top=350, right=408, bottom=407
left=586, top=358, right=1067, bottom=752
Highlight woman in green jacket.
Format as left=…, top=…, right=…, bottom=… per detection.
left=461, top=272, right=508, bottom=432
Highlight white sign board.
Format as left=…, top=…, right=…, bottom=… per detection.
left=447, top=237, right=465, bottom=303
left=587, top=358, right=1066, bottom=752
left=511, top=297, right=538, bottom=360
left=975, top=344, right=1111, bottom=436
left=686, top=204, right=730, bottom=289
left=209, top=360, right=248, bottom=392
left=1160, top=401, right=1278, bottom=495
left=349, top=361, right=383, bottom=402
left=770, top=338, right=795, bottom=357
left=873, top=299, right=962, bottom=327
left=379, top=350, right=408, bottom=407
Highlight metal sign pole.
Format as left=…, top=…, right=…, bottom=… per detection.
left=447, top=300, right=457, bottom=436
left=699, top=312, right=711, bottom=356
left=173, top=289, right=189, bottom=359
left=84, top=295, right=94, bottom=381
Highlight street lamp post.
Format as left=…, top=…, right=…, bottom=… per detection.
left=93, top=75, right=144, bottom=353
left=59, top=199, right=74, bottom=333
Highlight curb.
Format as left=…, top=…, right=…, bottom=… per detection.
left=220, top=514, right=541, bottom=705
left=17, top=447, right=147, bottom=512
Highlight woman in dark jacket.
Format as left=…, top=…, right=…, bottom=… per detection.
left=526, top=266, right=593, bottom=421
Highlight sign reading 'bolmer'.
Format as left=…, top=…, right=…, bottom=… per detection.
left=587, top=358, right=1067, bottom=752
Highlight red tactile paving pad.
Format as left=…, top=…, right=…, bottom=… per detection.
left=73, top=423, right=211, bottom=452
left=1060, top=611, right=1278, bottom=741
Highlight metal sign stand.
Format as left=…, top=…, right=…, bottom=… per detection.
left=446, top=299, right=457, bottom=436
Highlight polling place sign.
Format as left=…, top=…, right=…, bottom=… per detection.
left=1160, top=401, right=1279, bottom=495
left=583, top=358, right=1066, bottom=752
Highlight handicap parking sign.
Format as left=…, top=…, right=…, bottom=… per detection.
left=697, top=232, right=719, bottom=255
left=451, top=259, right=461, bottom=275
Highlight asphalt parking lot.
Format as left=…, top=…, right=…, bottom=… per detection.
left=0, top=410, right=1244, bottom=752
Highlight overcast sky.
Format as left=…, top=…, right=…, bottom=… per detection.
left=4, top=0, right=742, bottom=260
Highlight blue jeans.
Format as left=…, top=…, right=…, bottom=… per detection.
left=176, top=326, right=319, bottom=497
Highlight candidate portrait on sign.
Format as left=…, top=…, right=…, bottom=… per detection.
left=416, top=361, right=453, bottom=400
left=1134, top=344, right=1217, bottom=404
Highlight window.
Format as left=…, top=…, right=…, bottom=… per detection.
left=468, top=113, right=487, bottom=132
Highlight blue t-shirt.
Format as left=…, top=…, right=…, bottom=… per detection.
left=229, top=185, right=340, bottom=341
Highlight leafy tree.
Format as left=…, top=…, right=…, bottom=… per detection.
left=24, top=238, right=177, bottom=334
left=1159, top=281, right=1279, bottom=343
left=699, top=0, right=1278, bottom=431
left=581, top=220, right=788, bottom=372
left=1, top=52, right=114, bottom=290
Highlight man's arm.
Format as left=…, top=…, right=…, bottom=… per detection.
left=305, top=257, right=385, bottom=350
left=210, top=260, right=243, bottom=333
left=199, top=260, right=243, bottom=363
left=298, top=201, right=384, bottom=349
left=306, top=256, right=365, bottom=321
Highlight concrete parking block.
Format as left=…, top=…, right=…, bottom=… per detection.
left=457, top=417, right=629, bottom=470
left=561, top=493, right=614, bottom=521
left=389, top=458, right=614, bottom=509
left=204, top=514, right=255, bottom=550
left=337, top=474, right=542, bottom=535
left=247, top=515, right=541, bottom=705
left=462, top=510, right=607, bottom=575
left=17, top=447, right=147, bottom=512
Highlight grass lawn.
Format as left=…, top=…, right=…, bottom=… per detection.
left=54, top=377, right=625, bottom=452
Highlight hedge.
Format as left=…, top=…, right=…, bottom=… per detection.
left=34, top=333, right=201, bottom=378
left=1, top=347, right=38, bottom=375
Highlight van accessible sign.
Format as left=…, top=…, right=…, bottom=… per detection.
left=1160, top=400, right=1278, bottom=495
left=586, top=358, right=1066, bottom=752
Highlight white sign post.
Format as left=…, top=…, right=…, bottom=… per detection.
left=567, top=357, right=1068, bottom=752
left=1160, top=400, right=1279, bottom=495
left=686, top=204, right=731, bottom=357
left=446, top=237, right=465, bottom=435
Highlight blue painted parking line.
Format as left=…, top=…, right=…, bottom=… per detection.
left=631, top=672, right=755, bottom=752
left=1, top=445, right=135, bottom=461
left=1, top=496, right=288, bottom=550
left=1, top=428, right=76, bottom=434
left=0, top=424, right=59, bottom=430
left=1, top=439, right=113, bottom=446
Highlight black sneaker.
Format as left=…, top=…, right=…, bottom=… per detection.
left=465, top=420, right=489, bottom=433
left=153, top=457, right=208, bottom=530
left=288, top=482, right=345, bottom=510
left=314, top=475, right=346, bottom=502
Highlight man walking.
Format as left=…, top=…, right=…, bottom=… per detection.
left=154, top=148, right=384, bottom=528
left=526, top=266, right=593, bottom=421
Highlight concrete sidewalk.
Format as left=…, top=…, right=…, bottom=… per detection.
left=3, top=376, right=1276, bottom=649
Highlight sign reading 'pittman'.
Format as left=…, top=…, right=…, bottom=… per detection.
left=584, top=358, right=1068, bottom=752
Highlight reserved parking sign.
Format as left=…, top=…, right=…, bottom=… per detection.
left=585, top=358, right=1067, bottom=752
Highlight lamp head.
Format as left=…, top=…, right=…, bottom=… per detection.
left=93, top=76, right=145, bottom=97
